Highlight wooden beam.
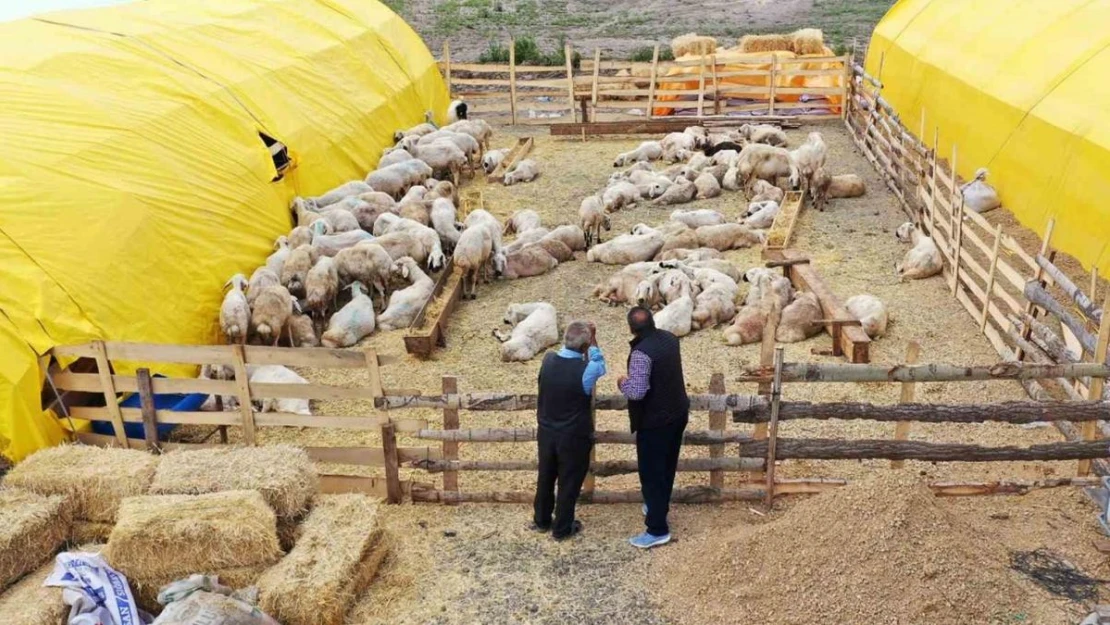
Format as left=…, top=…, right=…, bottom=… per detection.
left=732, top=398, right=1109, bottom=424
left=92, top=340, right=128, bottom=446
left=1036, top=255, right=1103, bottom=325
left=708, top=373, right=727, bottom=489
left=590, top=47, right=600, bottom=109
left=736, top=438, right=1110, bottom=462
left=375, top=391, right=760, bottom=412
left=1080, top=297, right=1110, bottom=475
left=890, top=341, right=920, bottom=469
left=230, top=344, right=257, bottom=445
left=564, top=42, right=576, bottom=122
left=1017, top=219, right=1055, bottom=361
left=1025, top=281, right=1099, bottom=359
left=381, top=422, right=402, bottom=504
left=412, top=485, right=765, bottom=505
left=410, top=457, right=764, bottom=475
left=981, top=225, right=1003, bottom=331
left=764, top=347, right=785, bottom=506
left=441, top=376, right=459, bottom=502
left=135, top=368, right=159, bottom=452
left=737, top=360, right=1110, bottom=384
left=413, top=428, right=750, bottom=445
left=509, top=38, right=518, bottom=125
left=646, top=44, right=660, bottom=118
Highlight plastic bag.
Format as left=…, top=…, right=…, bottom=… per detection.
left=45, top=551, right=152, bottom=625
left=961, top=168, right=1001, bottom=214
left=151, top=575, right=279, bottom=625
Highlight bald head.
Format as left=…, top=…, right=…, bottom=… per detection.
left=627, top=306, right=654, bottom=336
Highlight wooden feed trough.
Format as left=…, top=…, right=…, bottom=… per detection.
left=763, top=190, right=804, bottom=251
left=404, top=259, right=464, bottom=358
left=487, top=136, right=534, bottom=183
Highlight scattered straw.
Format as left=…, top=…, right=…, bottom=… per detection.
left=149, top=445, right=317, bottom=519
left=70, top=521, right=114, bottom=546
left=0, top=488, right=70, bottom=588
left=106, top=491, right=282, bottom=582
left=0, top=560, right=66, bottom=625
left=671, top=33, right=717, bottom=58
left=277, top=513, right=304, bottom=552
left=791, top=28, right=826, bottom=55
left=258, top=494, right=386, bottom=625
left=738, top=34, right=793, bottom=54
left=3, top=444, right=157, bottom=522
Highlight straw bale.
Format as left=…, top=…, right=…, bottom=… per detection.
left=149, top=445, right=317, bottom=519
left=130, top=564, right=269, bottom=613
left=70, top=520, right=114, bottom=546
left=3, top=444, right=157, bottom=522
left=0, top=488, right=70, bottom=588
left=106, top=490, right=282, bottom=581
left=791, top=28, right=826, bottom=55
left=277, top=513, right=304, bottom=552
left=258, top=494, right=386, bottom=625
left=0, top=561, right=67, bottom=625
left=738, top=33, right=793, bottom=53
left=670, top=33, right=717, bottom=58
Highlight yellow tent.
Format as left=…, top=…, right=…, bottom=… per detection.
left=867, top=0, right=1110, bottom=276
left=0, top=0, right=448, bottom=461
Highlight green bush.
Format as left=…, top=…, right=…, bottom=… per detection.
left=629, top=46, right=675, bottom=63
left=477, top=35, right=581, bottom=69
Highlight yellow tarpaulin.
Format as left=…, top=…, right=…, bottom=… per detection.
left=0, top=0, right=448, bottom=461
left=867, top=0, right=1110, bottom=276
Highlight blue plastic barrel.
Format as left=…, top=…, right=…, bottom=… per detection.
left=89, top=374, right=208, bottom=440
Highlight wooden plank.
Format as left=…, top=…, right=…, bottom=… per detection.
left=768, top=55, right=777, bottom=115
left=1017, top=219, right=1056, bottom=361
left=646, top=45, right=660, bottom=118
left=737, top=360, right=1110, bottom=384
left=405, top=262, right=463, bottom=358
left=52, top=371, right=398, bottom=402
left=509, top=38, right=518, bottom=125
left=890, top=341, right=921, bottom=469
left=364, top=348, right=383, bottom=398
left=564, top=42, right=576, bottom=123
left=443, top=41, right=452, bottom=99
left=414, top=428, right=750, bottom=444
left=375, top=391, right=761, bottom=412
left=764, top=347, right=786, bottom=505
left=135, top=368, right=159, bottom=452
left=590, top=47, right=600, bottom=108
left=230, top=344, right=257, bottom=445
left=763, top=190, right=804, bottom=249
left=52, top=342, right=396, bottom=368
left=381, top=422, right=402, bottom=504
left=68, top=406, right=424, bottom=431
left=92, top=340, right=128, bottom=446
left=319, top=474, right=388, bottom=498
left=305, top=445, right=440, bottom=467
left=981, top=225, right=1004, bottom=331
left=442, top=376, right=460, bottom=502
left=708, top=373, right=727, bottom=490
left=1079, top=297, right=1110, bottom=476
left=697, top=54, right=706, bottom=117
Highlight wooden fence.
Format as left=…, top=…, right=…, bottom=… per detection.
left=440, top=40, right=849, bottom=125
left=845, top=58, right=1110, bottom=477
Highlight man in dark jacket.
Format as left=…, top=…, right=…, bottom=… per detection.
left=532, top=321, right=607, bottom=540
left=617, top=307, right=689, bottom=549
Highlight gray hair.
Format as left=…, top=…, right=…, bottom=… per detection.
left=563, top=320, right=592, bottom=352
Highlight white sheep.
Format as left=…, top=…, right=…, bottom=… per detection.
left=722, top=303, right=770, bottom=345
left=658, top=247, right=722, bottom=262
left=454, top=226, right=493, bottom=298
left=374, top=231, right=427, bottom=265
left=310, top=180, right=374, bottom=208
left=281, top=244, right=318, bottom=298
left=661, top=132, right=697, bottom=161
left=504, top=209, right=543, bottom=235
left=375, top=215, right=448, bottom=271
left=634, top=269, right=697, bottom=309
left=426, top=180, right=458, bottom=205
left=789, top=131, right=827, bottom=191
left=579, top=195, right=610, bottom=247
left=443, top=119, right=494, bottom=151
left=464, top=209, right=505, bottom=255
left=736, top=143, right=798, bottom=190
left=653, top=294, right=694, bottom=337
left=305, top=256, right=339, bottom=322
left=321, top=282, right=377, bottom=347
left=592, top=261, right=665, bottom=305
left=709, top=149, right=740, bottom=169
left=266, top=236, right=290, bottom=276
left=670, top=209, right=725, bottom=229
left=613, top=141, right=664, bottom=167
left=532, top=238, right=574, bottom=263
left=287, top=225, right=314, bottom=250
left=377, top=257, right=435, bottom=331
left=412, top=140, right=469, bottom=184
left=246, top=267, right=280, bottom=307
left=692, top=284, right=739, bottom=330
left=609, top=161, right=654, bottom=184
left=586, top=232, right=665, bottom=265
left=251, top=285, right=297, bottom=346
left=393, top=117, right=437, bottom=142
left=365, top=165, right=412, bottom=198
left=248, top=365, right=313, bottom=415
left=504, top=159, right=540, bottom=185
left=492, top=302, right=559, bottom=362
left=688, top=258, right=741, bottom=282
left=654, top=229, right=701, bottom=260
left=542, top=225, right=587, bottom=252
left=653, top=178, right=697, bottom=205
left=399, top=185, right=427, bottom=205
left=845, top=294, right=888, bottom=338
left=319, top=207, right=360, bottom=233
left=418, top=131, right=480, bottom=169
left=310, top=227, right=375, bottom=257
left=695, top=223, right=763, bottom=251
left=220, top=274, right=250, bottom=345
left=430, top=198, right=463, bottom=250
left=961, top=168, right=1000, bottom=214
left=776, top=291, right=824, bottom=343
left=603, top=180, right=641, bottom=212
left=482, top=148, right=510, bottom=174
left=399, top=200, right=431, bottom=226
left=694, top=172, right=721, bottom=199
left=749, top=179, right=785, bottom=204
left=286, top=314, right=319, bottom=348
left=334, top=241, right=393, bottom=307
left=744, top=268, right=795, bottom=309
left=739, top=123, right=788, bottom=147
left=895, top=222, right=943, bottom=281
left=502, top=244, right=559, bottom=279
left=505, top=227, right=551, bottom=253
left=743, top=200, right=780, bottom=229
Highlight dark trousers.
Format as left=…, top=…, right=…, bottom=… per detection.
left=636, top=416, right=688, bottom=536
left=533, top=427, right=593, bottom=538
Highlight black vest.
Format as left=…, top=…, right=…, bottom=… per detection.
left=537, top=352, right=593, bottom=438
left=627, top=329, right=690, bottom=432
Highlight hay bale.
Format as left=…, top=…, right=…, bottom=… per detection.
left=0, top=561, right=67, bottom=625
left=738, top=34, right=793, bottom=54
left=258, top=495, right=386, bottom=625
left=149, top=445, right=317, bottom=519
left=277, top=514, right=304, bottom=552
left=671, top=33, right=717, bottom=58
left=0, top=488, right=70, bottom=588
left=106, top=490, right=282, bottom=582
left=791, top=28, right=826, bottom=55
left=70, top=520, right=114, bottom=546
left=3, top=444, right=158, bottom=522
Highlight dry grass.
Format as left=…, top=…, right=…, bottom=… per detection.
left=106, top=491, right=282, bottom=582
left=258, top=494, right=386, bottom=625
left=670, top=33, right=717, bottom=58
left=70, top=521, right=114, bottom=546
left=738, top=33, right=794, bottom=54
left=149, top=445, right=317, bottom=519
left=0, top=488, right=69, bottom=588
left=0, top=561, right=66, bottom=624
left=3, top=444, right=157, bottom=522
left=791, top=27, right=826, bottom=55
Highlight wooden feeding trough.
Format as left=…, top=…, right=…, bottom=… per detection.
left=763, top=190, right=804, bottom=251
left=763, top=249, right=871, bottom=363
left=404, top=259, right=464, bottom=358
left=487, top=137, right=534, bottom=184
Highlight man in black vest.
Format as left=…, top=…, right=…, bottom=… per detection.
left=532, top=320, right=607, bottom=540
left=617, top=307, right=689, bottom=549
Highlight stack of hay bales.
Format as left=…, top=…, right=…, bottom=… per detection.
left=3, top=445, right=158, bottom=544
left=148, top=445, right=318, bottom=550
left=738, top=28, right=826, bottom=55
left=257, top=495, right=387, bottom=625
left=106, top=490, right=283, bottom=610
left=671, top=33, right=718, bottom=58
left=0, top=561, right=69, bottom=625
left=0, top=488, right=70, bottom=588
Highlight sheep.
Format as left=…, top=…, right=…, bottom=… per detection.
left=464, top=209, right=505, bottom=255
left=305, top=256, right=339, bottom=322
left=722, top=166, right=742, bottom=191
left=454, top=226, right=493, bottom=299
left=603, top=180, right=641, bottom=213
left=692, top=285, right=739, bottom=330
left=399, top=185, right=427, bottom=205
left=586, top=232, right=665, bottom=265
left=670, top=209, right=726, bottom=229
left=425, top=180, right=458, bottom=205
left=480, top=147, right=510, bottom=174
left=393, top=118, right=437, bottom=143
left=709, top=150, right=740, bottom=169
left=743, top=268, right=794, bottom=308
left=542, top=225, right=587, bottom=252
left=247, top=365, right=313, bottom=415
left=895, top=222, right=943, bottom=281
left=704, top=163, right=729, bottom=185
left=609, top=161, right=654, bottom=184
left=736, top=143, right=799, bottom=190
left=321, top=282, right=377, bottom=347
left=220, top=274, right=250, bottom=345
left=738, top=123, right=788, bottom=147
left=789, top=131, right=827, bottom=191
left=827, top=174, right=866, bottom=199
left=655, top=228, right=701, bottom=260
left=635, top=177, right=671, bottom=200
left=687, top=259, right=741, bottom=282
left=281, top=244, right=318, bottom=298
left=430, top=198, right=463, bottom=250
left=532, top=238, right=573, bottom=263
left=378, top=257, right=436, bottom=331
left=287, top=225, right=314, bottom=250
left=961, top=168, right=1000, bottom=214
left=399, top=200, right=431, bottom=225
left=319, top=207, right=360, bottom=233
left=653, top=178, right=697, bottom=205
left=613, top=141, right=664, bottom=167
left=418, top=132, right=480, bottom=170
left=364, top=166, right=410, bottom=199
left=634, top=269, right=697, bottom=309
left=504, top=209, right=543, bottom=235
left=632, top=221, right=689, bottom=238
left=380, top=147, right=416, bottom=169
left=661, top=132, right=697, bottom=161
left=411, top=141, right=469, bottom=184
left=502, top=244, right=559, bottom=279
left=310, top=180, right=374, bottom=208
left=695, top=223, right=763, bottom=251
left=266, top=236, right=290, bottom=276
left=447, top=99, right=468, bottom=123
left=251, top=285, right=297, bottom=346
left=246, top=267, right=280, bottom=306
left=592, top=261, right=665, bottom=305
left=375, top=215, right=448, bottom=270
left=579, top=196, right=609, bottom=247
left=374, top=231, right=427, bottom=265
left=694, top=172, right=722, bottom=199
left=653, top=294, right=694, bottom=337
left=749, top=179, right=785, bottom=204
left=704, top=140, right=746, bottom=156
left=658, top=247, right=722, bottom=262
left=504, top=159, right=540, bottom=185
left=310, top=228, right=375, bottom=257
left=776, top=291, right=823, bottom=343
left=334, top=242, right=393, bottom=306
left=442, top=119, right=494, bottom=151
left=742, top=200, right=780, bottom=229
left=845, top=294, right=889, bottom=338
left=505, top=227, right=551, bottom=253
left=492, top=302, right=559, bottom=362
left=723, top=303, right=770, bottom=345
left=286, top=314, right=319, bottom=348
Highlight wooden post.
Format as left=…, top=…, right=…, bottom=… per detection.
left=840, top=54, right=851, bottom=120
left=981, top=224, right=1004, bottom=331
left=136, top=368, right=159, bottom=452
left=442, top=375, right=459, bottom=504
left=1079, top=298, right=1110, bottom=476
left=381, top=422, right=402, bottom=504
left=697, top=54, right=706, bottom=118
left=948, top=143, right=959, bottom=225
left=92, top=340, right=128, bottom=446
left=711, top=54, right=720, bottom=115
left=751, top=301, right=781, bottom=480
left=1016, top=219, right=1056, bottom=361
left=231, top=344, right=256, bottom=445
left=927, top=127, right=939, bottom=233
left=764, top=347, right=786, bottom=506
left=768, top=54, right=777, bottom=115
left=890, top=341, right=921, bottom=469
left=364, top=349, right=383, bottom=398
left=950, top=195, right=965, bottom=296
left=509, top=38, right=518, bottom=125
left=564, top=42, right=576, bottom=123
left=590, top=47, right=601, bottom=112
left=583, top=394, right=597, bottom=498
left=708, top=373, right=726, bottom=489
left=443, top=41, right=452, bottom=100
left=646, top=44, right=660, bottom=119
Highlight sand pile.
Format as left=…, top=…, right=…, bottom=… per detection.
left=654, top=472, right=1064, bottom=624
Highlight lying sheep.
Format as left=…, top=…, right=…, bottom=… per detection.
left=532, top=238, right=573, bottom=263
left=658, top=247, right=722, bottom=262
left=723, top=303, right=770, bottom=345
left=749, top=179, right=785, bottom=204
left=305, top=256, right=339, bottom=322
left=493, top=302, right=559, bottom=362
left=654, top=294, right=694, bottom=337
left=743, top=200, right=780, bottom=229
left=635, top=176, right=671, bottom=200
left=319, top=282, right=377, bottom=348
left=722, top=166, right=742, bottom=191
left=247, top=267, right=280, bottom=307
left=744, top=268, right=795, bottom=309
left=688, top=259, right=741, bottom=282
left=504, top=159, right=540, bottom=185
left=634, top=269, right=696, bottom=309
left=378, top=257, right=436, bottom=331
left=579, top=196, right=610, bottom=247
left=961, top=168, right=1000, bottom=214
left=614, top=141, right=664, bottom=167
left=670, top=209, right=726, bottom=229
left=251, top=285, right=298, bottom=346
left=334, top=242, right=393, bottom=308
left=660, top=131, right=697, bottom=161
left=586, top=232, right=665, bottom=265
left=602, top=180, right=641, bottom=213
left=281, top=244, right=318, bottom=298
left=454, top=226, right=493, bottom=299
left=502, top=244, right=559, bottom=280
left=609, top=161, right=653, bottom=184
left=592, top=262, right=665, bottom=305
left=739, top=123, right=788, bottom=147
left=220, top=274, right=250, bottom=345
left=286, top=314, right=319, bottom=348
left=654, top=229, right=701, bottom=260
left=692, top=284, right=739, bottom=330
left=709, top=150, right=740, bottom=169
left=895, top=222, right=943, bottom=281
left=789, top=132, right=827, bottom=191
left=776, top=291, right=823, bottom=342
left=695, top=223, right=763, bottom=251
left=505, top=227, right=550, bottom=253
left=736, top=143, right=798, bottom=190
left=248, top=365, right=313, bottom=415
left=504, top=209, right=543, bottom=235
left=694, top=172, right=722, bottom=199
left=654, top=178, right=697, bottom=205
left=845, top=294, right=888, bottom=338
left=542, top=225, right=587, bottom=252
